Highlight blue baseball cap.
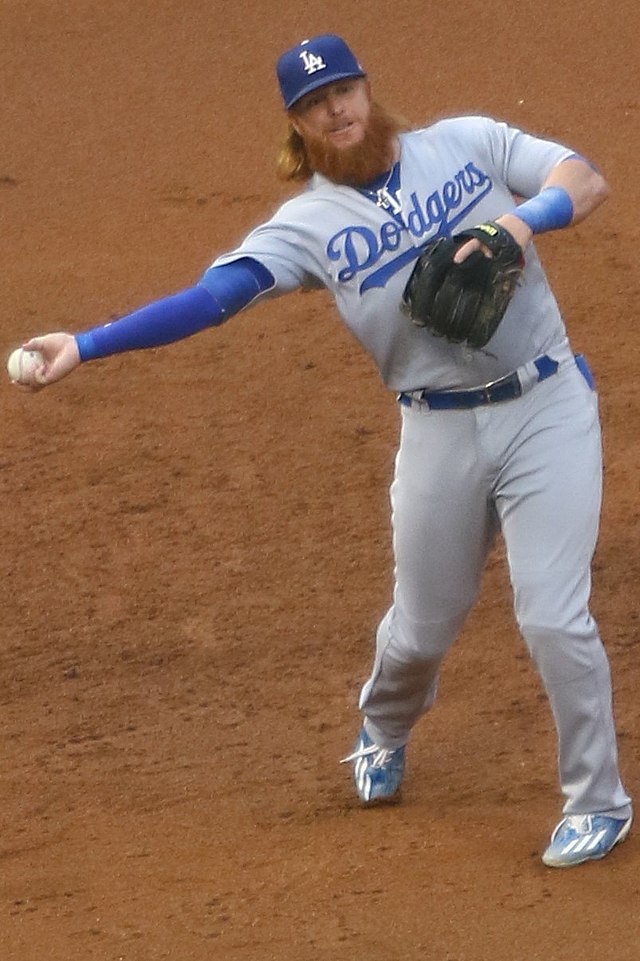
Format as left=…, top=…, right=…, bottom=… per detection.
left=276, top=34, right=366, bottom=110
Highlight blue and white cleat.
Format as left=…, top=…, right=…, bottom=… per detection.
left=541, top=813, right=632, bottom=868
left=341, top=727, right=406, bottom=805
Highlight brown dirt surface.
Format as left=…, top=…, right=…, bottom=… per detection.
left=1, top=2, right=639, bottom=959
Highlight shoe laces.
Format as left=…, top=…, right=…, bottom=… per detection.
left=341, top=742, right=399, bottom=769
left=563, top=815, right=593, bottom=835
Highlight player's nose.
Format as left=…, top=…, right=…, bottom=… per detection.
left=325, top=92, right=345, bottom=116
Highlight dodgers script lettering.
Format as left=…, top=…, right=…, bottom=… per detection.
left=327, top=162, right=492, bottom=292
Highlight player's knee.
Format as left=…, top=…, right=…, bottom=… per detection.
left=387, top=607, right=465, bottom=661
left=518, top=619, right=607, bottom=685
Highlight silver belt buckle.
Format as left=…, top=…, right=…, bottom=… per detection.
left=477, top=375, right=503, bottom=404
left=484, top=371, right=521, bottom=402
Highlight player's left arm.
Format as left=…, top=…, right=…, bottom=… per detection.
left=456, top=155, right=609, bottom=263
left=537, top=155, right=610, bottom=224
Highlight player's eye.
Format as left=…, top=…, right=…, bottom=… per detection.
left=299, top=92, right=324, bottom=112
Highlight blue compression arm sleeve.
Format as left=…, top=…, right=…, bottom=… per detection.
left=75, top=257, right=275, bottom=361
left=515, top=186, right=574, bottom=234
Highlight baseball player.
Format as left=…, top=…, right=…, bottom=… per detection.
left=17, top=34, right=632, bottom=867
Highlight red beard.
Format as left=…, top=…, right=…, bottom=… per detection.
left=302, top=102, right=404, bottom=186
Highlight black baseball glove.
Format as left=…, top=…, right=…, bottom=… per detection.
left=401, top=221, right=524, bottom=349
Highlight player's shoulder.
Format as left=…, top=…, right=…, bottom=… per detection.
left=267, top=182, right=323, bottom=214
left=253, top=178, right=339, bottom=233
left=278, top=174, right=350, bottom=208
left=405, top=114, right=506, bottom=143
left=401, top=116, right=523, bottom=166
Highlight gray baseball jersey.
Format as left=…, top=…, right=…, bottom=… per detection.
left=213, top=115, right=573, bottom=391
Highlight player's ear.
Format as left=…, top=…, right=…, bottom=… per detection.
left=288, top=114, right=303, bottom=137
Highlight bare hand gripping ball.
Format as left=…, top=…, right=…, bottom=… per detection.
left=6, top=347, right=45, bottom=387
left=402, top=221, right=524, bottom=349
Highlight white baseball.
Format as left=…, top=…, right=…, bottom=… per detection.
left=7, top=347, right=44, bottom=386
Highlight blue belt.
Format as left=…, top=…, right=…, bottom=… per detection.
left=398, top=355, right=559, bottom=411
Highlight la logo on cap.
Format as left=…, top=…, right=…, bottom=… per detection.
left=299, top=41, right=326, bottom=76
left=276, top=34, right=365, bottom=109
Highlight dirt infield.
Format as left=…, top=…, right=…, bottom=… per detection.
left=1, top=2, right=639, bottom=959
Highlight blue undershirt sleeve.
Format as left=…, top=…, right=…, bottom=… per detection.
left=515, top=186, right=574, bottom=233
left=75, top=257, right=275, bottom=361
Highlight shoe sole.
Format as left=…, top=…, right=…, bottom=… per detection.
left=542, top=818, right=632, bottom=868
left=359, top=789, right=403, bottom=808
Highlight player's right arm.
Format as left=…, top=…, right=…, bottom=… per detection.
left=21, top=331, right=82, bottom=387
left=20, top=257, right=275, bottom=389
